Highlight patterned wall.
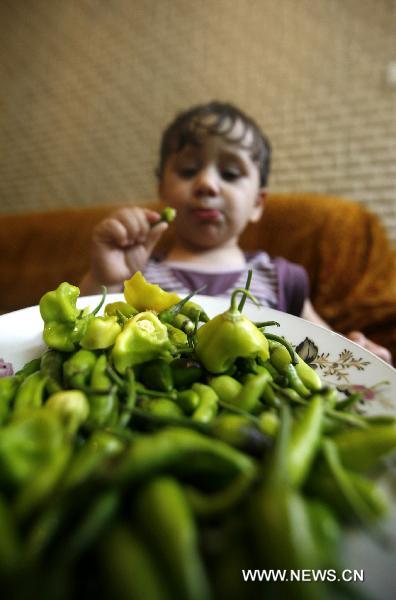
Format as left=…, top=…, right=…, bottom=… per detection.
left=1, top=0, right=396, bottom=241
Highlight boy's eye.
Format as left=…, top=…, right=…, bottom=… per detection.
left=178, top=166, right=198, bottom=178
left=221, top=168, right=242, bottom=181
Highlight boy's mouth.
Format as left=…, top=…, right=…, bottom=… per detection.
left=191, top=208, right=222, bottom=221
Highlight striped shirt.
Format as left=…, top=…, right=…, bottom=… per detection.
left=142, top=252, right=308, bottom=316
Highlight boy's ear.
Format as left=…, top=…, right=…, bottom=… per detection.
left=250, top=188, right=267, bottom=223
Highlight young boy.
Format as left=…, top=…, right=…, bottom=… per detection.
left=80, top=101, right=391, bottom=363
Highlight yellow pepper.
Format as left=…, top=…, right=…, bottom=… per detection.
left=124, top=272, right=180, bottom=313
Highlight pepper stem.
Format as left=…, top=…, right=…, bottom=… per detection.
left=265, top=333, right=299, bottom=365
left=175, top=285, right=207, bottom=313
left=237, top=269, right=253, bottom=312
left=92, top=286, right=107, bottom=316
left=159, top=285, right=207, bottom=320
left=230, top=288, right=260, bottom=314
left=254, top=321, right=280, bottom=328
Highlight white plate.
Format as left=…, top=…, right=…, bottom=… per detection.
left=1, top=293, right=396, bottom=598
left=1, top=293, right=395, bottom=417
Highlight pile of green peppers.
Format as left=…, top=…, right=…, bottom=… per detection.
left=1, top=275, right=396, bottom=600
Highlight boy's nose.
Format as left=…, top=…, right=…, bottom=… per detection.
left=193, top=167, right=220, bottom=197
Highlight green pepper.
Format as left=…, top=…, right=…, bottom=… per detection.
left=0, top=376, right=21, bottom=424
left=147, top=398, right=185, bottom=419
left=295, top=357, right=322, bottom=392
left=195, top=289, right=269, bottom=374
left=0, top=494, right=22, bottom=577
left=260, top=359, right=281, bottom=380
left=180, top=300, right=209, bottom=323
left=99, top=524, right=170, bottom=600
left=191, top=383, right=219, bottom=423
left=39, top=282, right=110, bottom=352
left=79, top=316, right=121, bottom=350
left=226, top=371, right=271, bottom=413
left=159, top=206, right=176, bottom=223
left=330, top=424, right=396, bottom=472
left=158, top=288, right=201, bottom=327
left=0, top=409, right=65, bottom=488
left=104, top=301, right=138, bottom=320
left=13, top=433, right=71, bottom=520
left=268, top=340, right=312, bottom=399
left=112, top=311, right=173, bottom=374
left=320, top=439, right=385, bottom=526
left=15, top=357, right=41, bottom=379
left=107, top=427, right=256, bottom=486
left=260, top=379, right=280, bottom=408
left=63, top=349, right=97, bottom=390
left=287, top=393, right=325, bottom=487
left=186, top=470, right=259, bottom=520
left=86, top=354, right=118, bottom=429
left=171, top=313, right=195, bottom=335
left=134, top=477, right=211, bottom=600
left=209, top=375, right=242, bottom=403
left=61, top=430, right=125, bottom=491
left=250, top=405, right=339, bottom=583
left=54, top=489, right=120, bottom=568
left=170, top=358, right=202, bottom=389
left=39, top=282, right=86, bottom=352
left=269, top=337, right=322, bottom=391
left=266, top=334, right=298, bottom=365
left=252, top=486, right=340, bottom=577
left=307, top=467, right=389, bottom=521
left=39, top=281, right=80, bottom=323
left=259, top=410, right=279, bottom=436
left=40, top=350, right=64, bottom=395
left=140, top=359, right=174, bottom=392
left=174, top=389, right=200, bottom=414
left=45, top=390, right=90, bottom=434
left=13, top=371, right=48, bottom=416
left=165, top=323, right=189, bottom=348
left=211, top=413, right=272, bottom=455
left=284, top=363, right=311, bottom=398
left=118, top=368, right=137, bottom=428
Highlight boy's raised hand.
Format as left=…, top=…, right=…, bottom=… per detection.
left=347, top=330, right=393, bottom=365
left=80, top=207, right=168, bottom=293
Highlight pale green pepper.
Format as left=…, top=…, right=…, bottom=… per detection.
left=195, top=289, right=269, bottom=374
left=39, top=282, right=86, bottom=352
left=79, top=316, right=121, bottom=350
left=45, top=390, right=90, bottom=434
left=112, top=311, right=173, bottom=374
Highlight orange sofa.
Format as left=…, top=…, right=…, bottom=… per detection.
left=2, top=193, right=396, bottom=357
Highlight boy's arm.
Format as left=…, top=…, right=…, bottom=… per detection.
left=301, top=299, right=392, bottom=364
left=300, top=299, right=331, bottom=330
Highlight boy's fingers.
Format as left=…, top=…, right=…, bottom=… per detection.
left=145, top=221, right=168, bottom=253
left=142, top=208, right=163, bottom=225
left=93, top=217, right=130, bottom=248
left=94, top=207, right=161, bottom=248
left=113, top=209, right=150, bottom=245
left=347, top=331, right=392, bottom=364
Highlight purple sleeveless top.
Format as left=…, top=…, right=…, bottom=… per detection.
left=143, top=252, right=309, bottom=316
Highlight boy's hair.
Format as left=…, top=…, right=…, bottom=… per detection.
left=156, top=101, right=272, bottom=187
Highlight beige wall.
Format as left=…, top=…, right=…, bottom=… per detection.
left=1, top=0, right=396, bottom=241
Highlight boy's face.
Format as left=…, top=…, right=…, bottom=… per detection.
left=158, top=118, right=266, bottom=251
